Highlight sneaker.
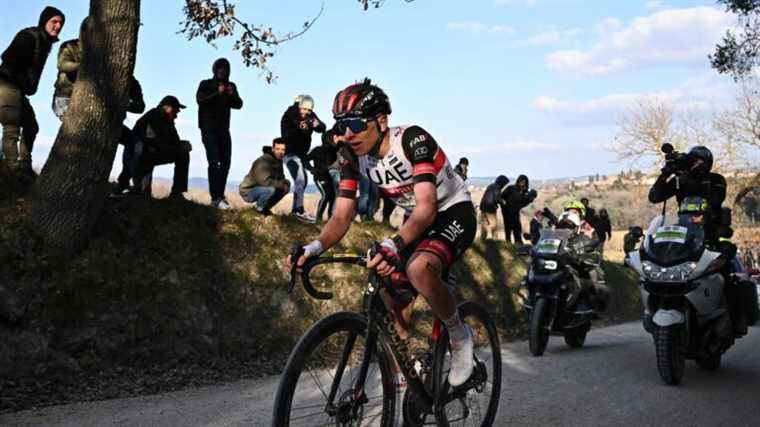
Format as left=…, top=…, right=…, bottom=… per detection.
left=448, top=326, right=474, bottom=387
left=212, top=199, right=231, bottom=210
left=293, top=211, right=316, bottom=223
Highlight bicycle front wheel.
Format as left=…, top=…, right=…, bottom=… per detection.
left=432, top=301, right=502, bottom=426
left=272, top=311, right=396, bottom=426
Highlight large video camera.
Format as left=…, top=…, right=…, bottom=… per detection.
left=660, top=143, right=689, bottom=175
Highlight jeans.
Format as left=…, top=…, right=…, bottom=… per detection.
left=358, top=174, right=379, bottom=219
left=201, top=129, right=232, bottom=201
left=242, top=185, right=287, bottom=210
left=502, top=210, right=523, bottom=245
left=0, top=80, right=38, bottom=167
left=284, top=155, right=307, bottom=213
left=52, top=96, right=70, bottom=120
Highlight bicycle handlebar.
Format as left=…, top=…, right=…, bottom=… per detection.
left=288, top=242, right=411, bottom=300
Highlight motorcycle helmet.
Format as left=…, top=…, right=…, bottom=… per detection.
left=564, top=200, right=587, bottom=220
left=686, top=146, right=713, bottom=177
left=557, top=211, right=582, bottom=230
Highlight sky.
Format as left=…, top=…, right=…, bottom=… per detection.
left=0, top=0, right=742, bottom=182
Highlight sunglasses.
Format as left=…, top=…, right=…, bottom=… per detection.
left=334, top=116, right=373, bottom=135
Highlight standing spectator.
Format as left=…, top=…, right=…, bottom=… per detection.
left=596, top=208, right=612, bottom=256
left=197, top=58, right=243, bottom=210
left=280, top=94, right=326, bottom=222
left=0, top=6, right=65, bottom=178
left=358, top=175, right=379, bottom=222
left=499, top=174, right=537, bottom=245
left=111, top=76, right=146, bottom=196
left=454, top=157, right=469, bottom=181
left=479, top=175, right=508, bottom=241
left=580, top=197, right=597, bottom=224
left=131, top=96, right=191, bottom=199
left=52, top=17, right=87, bottom=120
left=239, top=138, right=290, bottom=214
left=322, top=130, right=342, bottom=200
left=623, top=226, right=644, bottom=266
left=528, top=210, right=544, bottom=245
left=305, top=140, right=338, bottom=223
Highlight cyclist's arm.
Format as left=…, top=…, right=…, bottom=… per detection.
left=398, top=181, right=437, bottom=244
left=315, top=196, right=357, bottom=251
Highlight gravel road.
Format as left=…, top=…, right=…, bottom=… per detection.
left=2, top=322, right=759, bottom=426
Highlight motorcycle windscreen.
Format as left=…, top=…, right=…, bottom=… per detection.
left=643, top=214, right=705, bottom=265
left=534, top=229, right=572, bottom=256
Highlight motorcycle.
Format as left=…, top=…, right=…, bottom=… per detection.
left=520, top=228, right=598, bottom=357
left=628, top=212, right=756, bottom=385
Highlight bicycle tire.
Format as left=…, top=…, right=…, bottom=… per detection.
left=272, top=311, right=396, bottom=426
left=430, top=301, right=502, bottom=426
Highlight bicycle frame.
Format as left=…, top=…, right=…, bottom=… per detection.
left=290, top=255, right=446, bottom=415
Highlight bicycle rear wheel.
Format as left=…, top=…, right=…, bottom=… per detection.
left=272, top=311, right=396, bottom=426
left=432, top=301, right=502, bottom=426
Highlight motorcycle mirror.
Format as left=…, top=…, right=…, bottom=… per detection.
left=661, top=143, right=674, bottom=154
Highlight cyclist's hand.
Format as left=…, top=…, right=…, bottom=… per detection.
left=288, top=241, right=323, bottom=270
left=367, top=239, right=401, bottom=277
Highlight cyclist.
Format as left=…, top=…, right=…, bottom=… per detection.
left=288, top=78, right=476, bottom=387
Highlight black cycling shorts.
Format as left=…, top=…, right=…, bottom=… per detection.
left=403, top=201, right=476, bottom=268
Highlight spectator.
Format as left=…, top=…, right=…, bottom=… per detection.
left=580, top=197, right=597, bottom=224
left=196, top=57, right=243, bottom=210
left=623, top=226, right=644, bottom=266
left=239, top=138, right=290, bottom=214
left=52, top=17, right=86, bottom=120
left=596, top=208, right=612, bottom=256
left=305, top=139, right=338, bottom=223
left=499, top=174, right=537, bottom=245
left=131, top=96, right=191, bottom=199
left=479, top=175, right=508, bottom=241
left=528, top=210, right=544, bottom=245
left=358, top=175, right=379, bottom=222
left=380, top=196, right=397, bottom=226
left=280, top=94, right=326, bottom=222
left=111, top=76, right=146, bottom=196
left=0, top=6, right=65, bottom=178
left=454, top=157, right=469, bottom=181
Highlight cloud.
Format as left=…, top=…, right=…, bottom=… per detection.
left=510, top=27, right=583, bottom=47
left=545, top=6, right=735, bottom=76
left=644, top=0, right=667, bottom=11
left=447, top=21, right=516, bottom=36
left=532, top=72, right=734, bottom=126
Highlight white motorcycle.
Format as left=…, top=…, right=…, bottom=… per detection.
left=628, top=212, right=750, bottom=385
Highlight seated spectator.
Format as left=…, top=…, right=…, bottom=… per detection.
left=131, top=95, right=191, bottom=198
left=239, top=137, right=290, bottom=214
left=305, top=138, right=337, bottom=223
left=454, top=157, right=469, bottom=181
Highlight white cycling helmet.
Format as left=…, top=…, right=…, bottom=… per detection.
left=557, top=211, right=581, bottom=230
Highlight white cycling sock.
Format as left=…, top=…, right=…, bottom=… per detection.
left=443, top=312, right=468, bottom=347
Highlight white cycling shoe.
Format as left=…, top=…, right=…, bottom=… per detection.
left=448, top=326, right=474, bottom=387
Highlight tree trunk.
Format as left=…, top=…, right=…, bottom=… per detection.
left=31, top=0, right=141, bottom=254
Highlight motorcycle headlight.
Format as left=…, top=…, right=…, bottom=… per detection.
left=642, top=261, right=696, bottom=282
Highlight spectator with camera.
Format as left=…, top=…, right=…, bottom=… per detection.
left=131, top=96, right=192, bottom=199
left=499, top=174, right=537, bottom=245
left=280, top=94, right=326, bottom=222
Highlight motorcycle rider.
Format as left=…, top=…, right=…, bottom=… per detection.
left=288, top=79, right=476, bottom=387
left=555, top=200, right=609, bottom=312
left=648, top=146, right=745, bottom=333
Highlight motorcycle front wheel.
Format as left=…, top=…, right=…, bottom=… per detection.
left=529, top=297, right=551, bottom=357
left=654, top=325, right=685, bottom=385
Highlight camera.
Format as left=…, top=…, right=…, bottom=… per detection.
left=660, top=143, right=688, bottom=174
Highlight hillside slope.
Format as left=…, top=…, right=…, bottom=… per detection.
left=0, top=177, right=638, bottom=412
